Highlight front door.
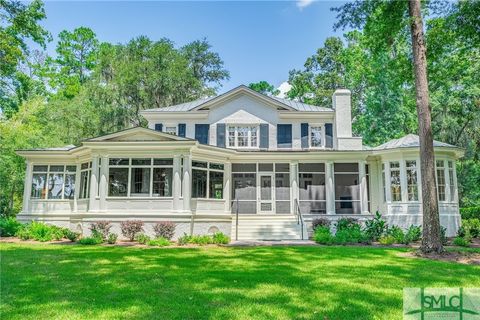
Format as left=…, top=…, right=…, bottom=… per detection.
left=258, top=173, right=274, bottom=213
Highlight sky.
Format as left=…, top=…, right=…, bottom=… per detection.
left=41, top=1, right=346, bottom=93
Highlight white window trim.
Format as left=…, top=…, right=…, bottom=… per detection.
left=191, top=160, right=225, bottom=200
left=164, top=124, right=177, bottom=135
left=31, top=164, right=77, bottom=201
left=107, top=158, right=174, bottom=198
left=309, top=124, right=325, bottom=149
left=389, top=161, right=402, bottom=202
left=227, top=125, right=259, bottom=149
left=405, top=159, right=419, bottom=202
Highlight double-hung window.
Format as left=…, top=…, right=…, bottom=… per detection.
left=310, top=125, right=323, bottom=148
left=406, top=160, right=419, bottom=201
left=436, top=160, right=446, bottom=201
left=389, top=162, right=401, bottom=202
left=448, top=161, right=455, bottom=201
left=227, top=125, right=258, bottom=148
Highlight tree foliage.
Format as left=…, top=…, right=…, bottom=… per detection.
left=248, top=81, right=279, bottom=96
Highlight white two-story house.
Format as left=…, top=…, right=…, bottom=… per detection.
left=16, top=85, right=463, bottom=239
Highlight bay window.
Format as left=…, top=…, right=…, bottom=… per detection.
left=192, top=161, right=224, bottom=199
left=406, top=160, right=418, bottom=201
left=31, top=165, right=76, bottom=200
left=390, top=162, right=401, bottom=202
left=227, top=125, right=258, bottom=148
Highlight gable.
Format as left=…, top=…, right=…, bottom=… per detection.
left=194, top=86, right=294, bottom=112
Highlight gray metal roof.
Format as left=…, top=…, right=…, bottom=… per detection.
left=142, top=85, right=331, bottom=113
left=373, top=134, right=456, bottom=150
left=18, top=144, right=77, bottom=151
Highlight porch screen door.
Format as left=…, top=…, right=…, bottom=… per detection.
left=259, top=174, right=274, bottom=213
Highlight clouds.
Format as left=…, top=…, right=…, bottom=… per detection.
left=296, top=0, right=314, bottom=10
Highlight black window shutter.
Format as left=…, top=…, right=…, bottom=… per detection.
left=325, top=123, right=333, bottom=148
left=195, top=124, right=209, bottom=144
left=259, top=124, right=269, bottom=149
left=216, top=123, right=226, bottom=147
left=301, top=123, right=309, bottom=149
left=277, top=124, right=292, bottom=148
left=154, top=123, right=163, bottom=132
left=178, top=123, right=186, bottom=137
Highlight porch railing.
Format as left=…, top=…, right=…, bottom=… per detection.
left=294, top=199, right=305, bottom=240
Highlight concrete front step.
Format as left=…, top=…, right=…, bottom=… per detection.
left=231, top=214, right=305, bottom=240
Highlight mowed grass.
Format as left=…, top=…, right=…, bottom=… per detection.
left=1, top=243, right=479, bottom=320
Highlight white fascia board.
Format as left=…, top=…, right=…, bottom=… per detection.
left=278, top=111, right=334, bottom=120
left=83, top=140, right=198, bottom=150
left=140, top=111, right=209, bottom=120
left=371, top=146, right=464, bottom=159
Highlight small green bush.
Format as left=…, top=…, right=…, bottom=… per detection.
left=336, top=218, right=359, bottom=232
left=311, top=218, right=330, bottom=231
left=388, top=226, right=406, bottom=244
left=212, top=232, right=230, bottom=244
left=177, top=234, right=192, bottom=246
left=0, top=217, right=22, bottom=237
left=314, top=226, right=334, bottom=245
left=378, top=235, right=395, bottom=245
left=135, top=233, right=150, bottom=244
left=334, top=227, right=368, bottom=245
left=90, top=221, right=112, bottom=241
left=153, top=221, right=176, bottom=240
left=405, top=225, right=422, bottom=243
left=462, top=219, right=480, bottom=238
left=65, top=230, right=80, bottom=242
left=121, top=220, right=144, bottom=241
left=78, top=237, right=103, bottom=245
left=460, top=207, right=480, bottom=220
left=190, top=235, right=213, bottom=245
left=147, top=237, right=170, bottom=246
left=22, top=221, right=65, bottom=242
left=107, top=233, right=118, bottom=244
left=16, top=227, right=31, bottom=240
left=453, top=236, right=470, bottom=247
left=440, top=226, right=448, bottom=245
left=364, top=211, right=388, bottom=241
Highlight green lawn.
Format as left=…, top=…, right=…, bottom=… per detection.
left=1, top=243, right=479, bottom=320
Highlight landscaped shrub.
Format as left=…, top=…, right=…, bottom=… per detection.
left=78, top=236, right=103, bottom=245
left=405, top=225, right=422, bottom=243
left=0, top=217, right=22, bottom=237
left=190, top=235, right=213, bottom=245
left=16, top=227, right=31, bottom=240
left=147, top=237, right=170, bottom=246
left=135, top=233, right=150, bottom=244
left=387, top=226, right=405, bottom=244
left=313, top=226, right=334, bottom=245
left=17, top=221, right=65, bottom=242
left=107, top=233, right=118, bottom=244
left=440, top=226, right=448, bottom=245
left=121, top=220, right=144, bottom=241
left=90, top=221, right=112, bottom=240
left=364, top=211, right=387, bottom=241
left=378, top=235, right=395, bottom=245
left=453, top=236, right=470, bottom=247
left=460, top=207, right=480, bottom=220
left=311, top=218, right=330, bottom=231
left=462, top=219, right=480, bottom=238
left=336, top=218, right=359, bottom=232
left=212, top=232, right=230, bottom=244
left=178, top=233, right=192, bottom=245
left=65, top=230, right=80, bottom=242
left=153, top=221, right=176, bottom=240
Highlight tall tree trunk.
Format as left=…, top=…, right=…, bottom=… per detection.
left=408, top=0, right=443, bottom=253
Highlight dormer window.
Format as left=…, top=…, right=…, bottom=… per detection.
left=227, top=125, right=258, bottom=148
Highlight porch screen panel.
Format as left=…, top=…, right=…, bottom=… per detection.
left=299, top=163, right=326, bottom=214
left=334, top=163, right=361, bottom=214
left=275, top=172, right=290, bottom=214
left=232, top=169, right=257, bottom=214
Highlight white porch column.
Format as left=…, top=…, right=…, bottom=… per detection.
left=326, top=161, right=335, bottom=214
left=73, top=162, right=81, bottom=212
left=182, top=154, right=192, bottom=212
left=99, top=155, right=108, bottom=211
left=89, top=155, right=99, bottom=212
left=173, top=155, right=181, bottom=211
left=290, top=161, right=299, bottom=211
left=223, top=162, right=231, bottom=213
left=22, top=160, right=33, bottom=214
left=359, top=160, right=369, bottom=214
